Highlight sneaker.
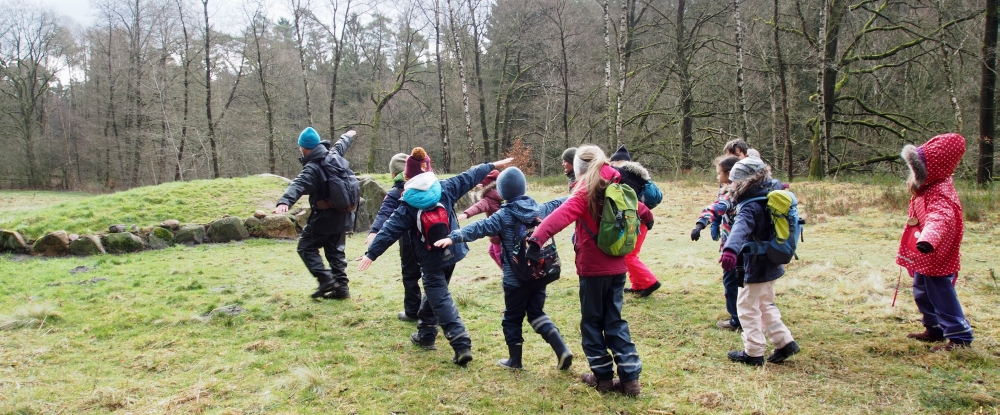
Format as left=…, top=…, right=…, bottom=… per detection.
left=907, top=329, right=945, bottom=343
left=636, top=281, right=661, bottom=298
left=397, top=311, right=418, bottom=322
left=618, top=379, right=641, bottom=397
left=727, top=350, right=764, bottom=366
left=766, top=341, right=800, bottom=364
left=410, top=332, right=436, bottom=350
left=580, top=372, right=617, bottom=393
left=452, top=348, right=473, bottom=366
left=930, top=340, right=971, bottom=352
left=716, top=319, right=740, bottom=331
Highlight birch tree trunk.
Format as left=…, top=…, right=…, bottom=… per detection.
left=734, top=0, right=749, bottom=141
left=175, top=0, right=191, bottom=181
left=466, top=0, right=490, bottom=161
left=979, top=0, right=998, bottom=185
left=603, top=0, right=614, bottom=147
left=446, top=0, right=476, bottom=163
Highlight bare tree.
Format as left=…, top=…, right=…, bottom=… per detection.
left=466, top=0, right=490, bottom=161
left=434, top=0, right=451, bottom=172
left=174, top=0, right=194, bottom=181
left=979, top=0, right=997, bottom=186
left=245, top=4, right=277, bottom=173
left=446, top=0, right=476, bottom=162
left=291, top=0, right=314, bottom=125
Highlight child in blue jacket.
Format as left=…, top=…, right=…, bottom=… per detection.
left=359, top=156, right=514, bottom=366
left=720, top=157, right=799, bottom=366
left=434, top=167, right=572, bottom=370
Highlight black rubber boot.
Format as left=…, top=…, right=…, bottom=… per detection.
left=542, top=328, right=573, bottom=370
left=497, top=344, right=523, bottom=369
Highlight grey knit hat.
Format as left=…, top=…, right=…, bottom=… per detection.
left=561, top=147, right=577, bottom=164
left=497, top=167, right=527, bottom=200
left=389, top=153, right=408, bottom=178
left=728, top=156, right=766, bottom=182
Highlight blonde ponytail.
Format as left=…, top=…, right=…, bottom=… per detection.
left=573, top=145, right=612, bottom=218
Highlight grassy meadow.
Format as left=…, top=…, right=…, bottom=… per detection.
left=0, top=175, right=998, bottom=414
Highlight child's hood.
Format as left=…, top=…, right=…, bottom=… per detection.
left=402, top=172, right=442, bottom=210
left=609, top=160, right=651, bottom=181
left=504, top=196, right=543, bottom=224
left=727, top=166, right=779, bottom=202
left=901, top=133, right=965, bottom=189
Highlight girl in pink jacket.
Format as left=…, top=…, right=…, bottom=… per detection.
left=528, top=145, right=652, bottom=397
left=897, top=133, right=973, bottom=351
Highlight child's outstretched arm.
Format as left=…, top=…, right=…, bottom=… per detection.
left=441, top=158, right=514, bottom=201
left=435, top=213, right=505, bottom=248
left=530, top=194, right=586, bottom=246
left=693, top=195, right=729, bottom=241
left=360, top=205, right=413, bottom=270
left=538, top=197, right=569, bottom=218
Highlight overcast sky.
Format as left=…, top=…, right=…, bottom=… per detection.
left=34, top=0, right=294, bottom=33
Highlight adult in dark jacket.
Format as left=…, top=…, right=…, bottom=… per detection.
left=562, top=147, right=577, bottom=192
left=365, top=152, right=422, bottom=322
left=720, top=157, right=799, bottom=366
left=359, top=156, right=514, bottom=366
left=275, top=127, right=357, bottom=299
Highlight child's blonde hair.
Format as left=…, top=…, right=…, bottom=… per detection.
left=573, top=145, right=612, bottom=218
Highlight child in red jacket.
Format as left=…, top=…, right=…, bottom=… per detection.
left=898, top=133, right=973, bottom=351
left=458, top=169, right=503, bottom=267
left=527, top=145, right=652, bottom=397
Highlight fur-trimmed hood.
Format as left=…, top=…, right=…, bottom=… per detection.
left=609, top=160, right=651, bottom=181
left=480, top=181, right=501, bottom=200
left=902, top=133, right=965, bottom=191
left=727, top=165, right=781, bottom=203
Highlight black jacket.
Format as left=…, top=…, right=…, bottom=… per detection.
left=723, top=169, right=786, bottom=284
left=278, top=134, right=355, bottom=232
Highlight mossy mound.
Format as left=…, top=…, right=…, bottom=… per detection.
left=104, top=232, right=144, bottom=254
left=149, top=227, right=174, bottom=249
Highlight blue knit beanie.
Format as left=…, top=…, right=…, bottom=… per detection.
left=497, top=167, right=527, bottom=200
left=298, top=127, right=321, bottom=149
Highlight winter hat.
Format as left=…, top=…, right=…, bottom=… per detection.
left=747, top=148, right=761, bottom=159
left=497, top=167, right=527, bottom=200
left=573, top=154, right=592, bottom=178
left=610, top=145, right=631, bottom=162
left=404, top=147, right=433, bottom=180
left=402, top=172, right=442, bottom=210
left=389, top=153, right=408, bottom=178
left=561, top=147, right=577, bottom=164
left=729, top=156, right=766, bottom=182
left=901, top=133, right=966, bottom=190
left=298, top=127, right=321, bottom=149
left=480, top=169, right=500, bottom=186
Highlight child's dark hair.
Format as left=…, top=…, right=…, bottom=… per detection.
left=715, top=155, right=739, bottom=174
left=724, top=139, right=750, bottom=156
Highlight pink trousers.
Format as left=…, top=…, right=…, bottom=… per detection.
left=488, top=242, right=502, bottom=269
left=626, top=224, right=658, bottom=290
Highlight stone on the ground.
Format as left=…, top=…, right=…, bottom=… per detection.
left=0, top=230, right=28, bottom=253
left=104, top=232, right=144, bottom=253
left=109, top=224, right=126, bottom=233
left=148, top=227, right=174, bottom=249
left=70, top=235, right=106, bottom=256
left=174, top=224, right=206, bottom=245
left=208, top=217, right=249, bottom=243
left=293, top=208, right=310, bottom=231
left=160, top=219, right=180, bottom=230
left=31, top=230, right=70, bottom=256
left=454, top=192, right=475, bottom=213
left=353, top=197, right=372, bottom=233
left=254, top=210, right=267, bottom=219
left=255, top=215, right=298, bottom=239
left=68, top=234, right=80, bottom=242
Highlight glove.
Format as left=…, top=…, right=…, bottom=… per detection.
left=691, top=223, right=706, bottom=241
left=525, top=238, right=542, bottom=261
left=719, top=249, right=737, bottom=271
left=645, top=219, right=654, bottom=231
left=916, top=241, right=934, bottom=254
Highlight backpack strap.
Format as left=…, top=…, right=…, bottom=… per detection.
left=735, top=196, right=768, bottom=215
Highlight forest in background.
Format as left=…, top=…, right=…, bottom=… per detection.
left=0, top=0, right=995, bottom=190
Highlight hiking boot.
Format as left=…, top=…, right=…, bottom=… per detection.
left=410, top=332, right=436, bottom=350
left=498, top=345, right=523, bottom=370
left=907, top=329, right=945, bottom=343
left=397, top=311, right=418, bottom=322
left=727, top=350, right=764, bottom=366
left=618, top=379, right=641, bottom=397
left=930, top=340, right=971, bottom=352
left=310, top=280, right=337, bottom=299
left=766, top=341, right=800, bottom=364
left=452, top=348, right=473, bottom=366
left=320, top=282, right=350, bottom=299
left=717, top=319, right=740, bottom=331
left=581, top=372, right=617, bottom=393
left=623, top=287, right=637, bottom=294
left=636, top=281, right=661, bottom=298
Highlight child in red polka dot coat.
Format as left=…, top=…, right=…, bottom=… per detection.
left=897, top=133, right=973, bottom=351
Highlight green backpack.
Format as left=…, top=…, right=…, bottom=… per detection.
left=582, top=183, right=640, bottom=257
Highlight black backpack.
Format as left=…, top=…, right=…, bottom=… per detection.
left=504, top=217, right=561, bottom=289
left=319, top=151, right=361, bottom=213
